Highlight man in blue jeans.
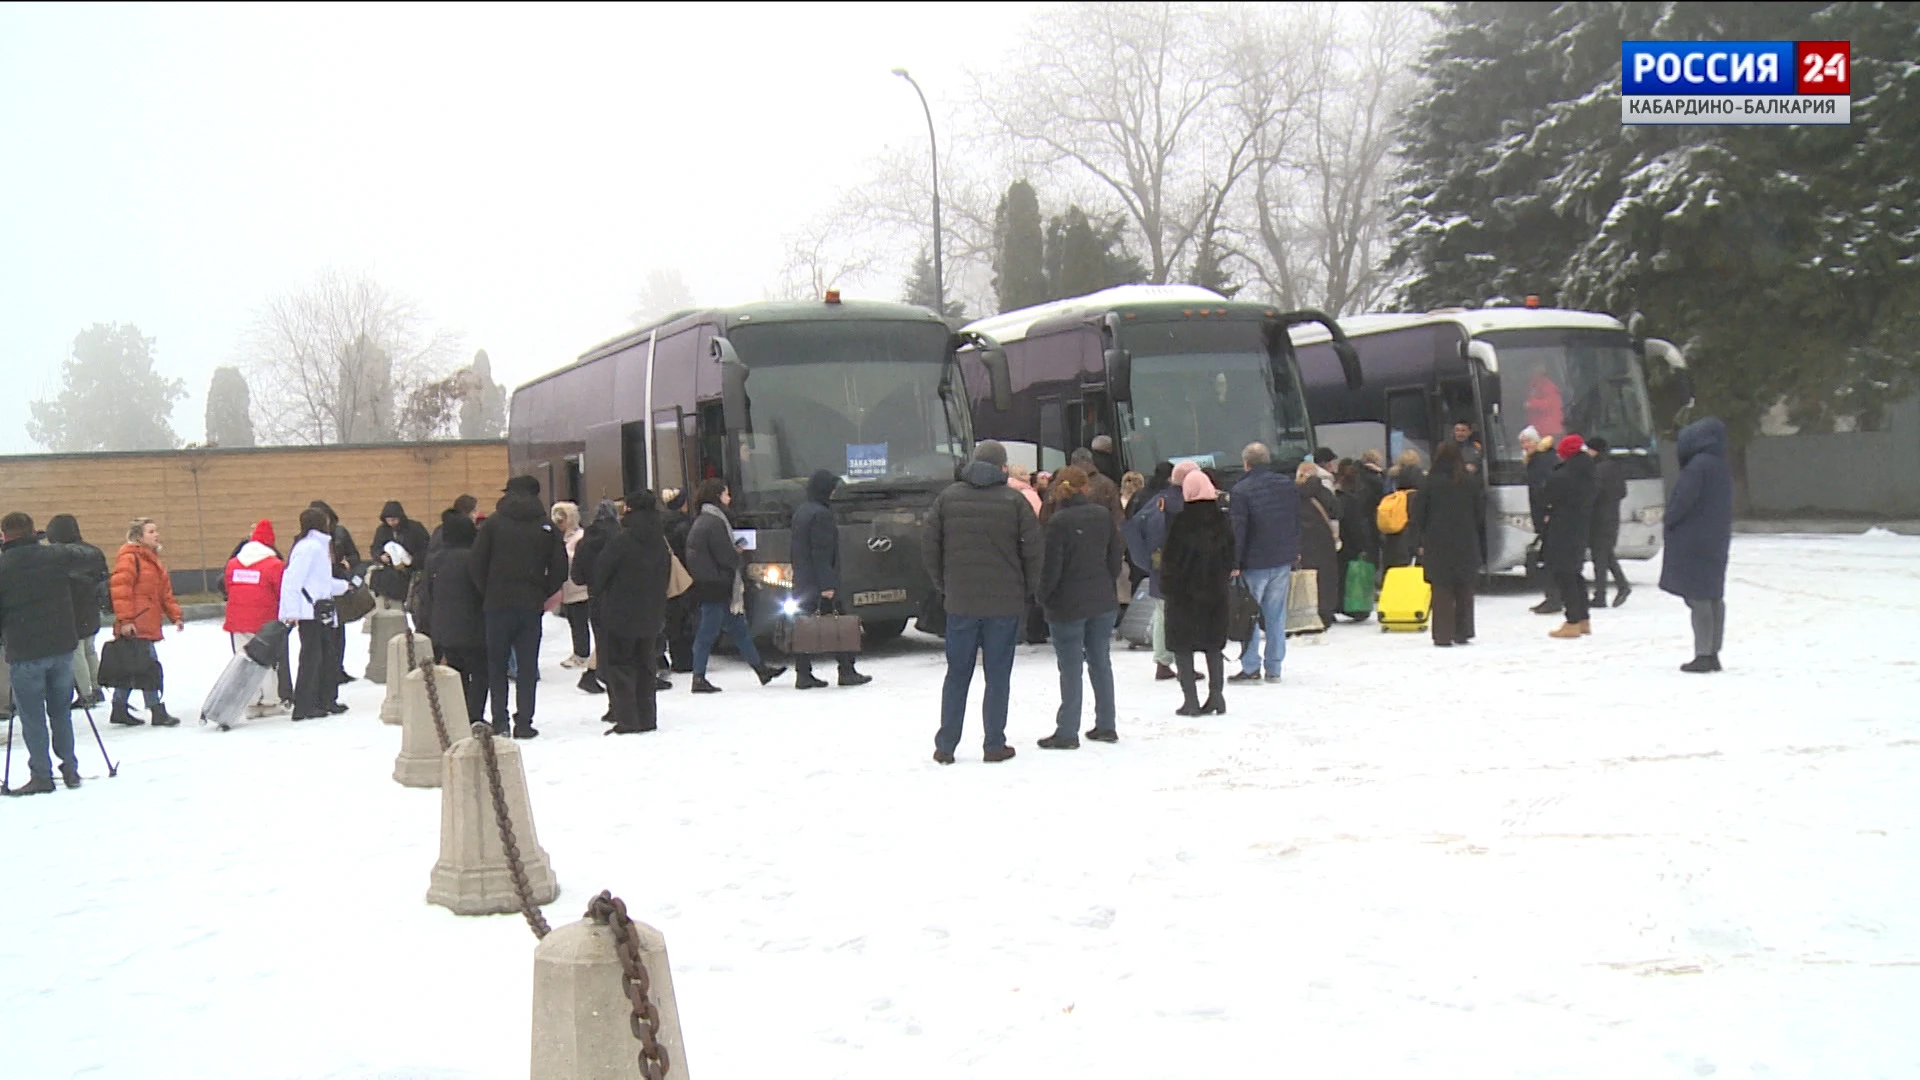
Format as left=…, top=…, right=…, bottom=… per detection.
left=0, top=512, right=92, bottom=795
left=923, top=441, right=1043, bottom=764
left=1228, top=442, right=1300, bottom=683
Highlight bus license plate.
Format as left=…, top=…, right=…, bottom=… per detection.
left=853, top=588, right=908, bottom=606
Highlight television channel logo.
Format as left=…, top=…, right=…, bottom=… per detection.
left=1622, top=41, right=1850, bottom=125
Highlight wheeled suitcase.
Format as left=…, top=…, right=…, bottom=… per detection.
left=1118, top=582, right=1158, bottom=648
left=202, top=622, right=290, bottom=731
left=1377, top=564, right=1432, bottom=633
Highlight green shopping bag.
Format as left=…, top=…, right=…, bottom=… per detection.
left=1342, top=558, right=1377, bottom=615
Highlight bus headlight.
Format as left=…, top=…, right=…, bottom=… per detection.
left=1499, top=514, right=1534, bottom=533
left=779, top=598, right=802, bottom=616
left=746, top=563, right=795, bottom=589
left=1636, top=506, right=1664, bottom=525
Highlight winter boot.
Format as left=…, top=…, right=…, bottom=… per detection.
left=1530, top=599, right=1564, bottom=615
left=1612, top=584, right=1632, bottom=607
left=654, top=675, right=674, bottom=692
left=492, top=718, right=511, bottom=737
left=1175, top=678, right=1204, bottom=717
left=148, top=703, right=180, bottom=727
left=1549, top=620, right=1589, bottom=639
left=983, top=745, right=1017, bottom=763
left=691, top=675, right=721, bottom=694
left=1154, top=663, right=1176, bottom=682
left=578, top=670, right=606, bottom=695
left=5, top=774, right=56, bottom=796
left=512, top=722, right=539, bottom=740
left=1680, top=655, right=1719, bottom=673
left=1037, top=734, right=1079, bottom=750
left=109, top=701, right=144, bottom=726
left=754, top=663, right=788, bottom=686
left=1085, top=728, right=1118, bottom=743
left=837, top=666, right=873, bottom=688
left=795, top=672, right=829, bottom=690
left=60, top=764, right=82, bottom=789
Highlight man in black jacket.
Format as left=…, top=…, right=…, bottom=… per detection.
left=469, top=475, right=567, bottom=738
left=43, top=514, right=107, bottom=707
left=1520, top=428, right=1564, bottom=615
left=0, top=512, right=89, bottom=794
left=371, top=501, right=431, bottom=607
left=790, top=470, right=871, bottom=690
left=1542, top=436, right=1598, bottom=638
left=923, top=441, right=1043, bottom=764
left=1586, top=437, right=1631, bottom=607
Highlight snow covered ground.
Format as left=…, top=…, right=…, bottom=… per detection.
left=3, top=532, right=1918, bottom=1079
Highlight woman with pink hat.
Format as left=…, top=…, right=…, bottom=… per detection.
left=1159, top=469, right=1235, bottom=715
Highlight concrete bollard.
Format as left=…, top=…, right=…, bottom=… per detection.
left=365, top=608, right=411, bottom=684
left=531, top=914, right=690, bottom=1080
left=427, top=729, right=558, bottom=916
left=380, top=632, right=435, bottom=725
left=391, top=665, right=467, bottom=788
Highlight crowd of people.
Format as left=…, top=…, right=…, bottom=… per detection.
left=0, top=414, right=1735, bottom=792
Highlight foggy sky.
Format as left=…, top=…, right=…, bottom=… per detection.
left=0, top=2, right=1038, bottom=453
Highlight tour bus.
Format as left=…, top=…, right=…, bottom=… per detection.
left=955, top=284, right=1360, bottom=482
left=508, top=294, right=973, bottom=641
left=1289, top=305, right=1689, bottom=572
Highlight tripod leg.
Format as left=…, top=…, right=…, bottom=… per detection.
left=81, top=705, right=117, bottom=778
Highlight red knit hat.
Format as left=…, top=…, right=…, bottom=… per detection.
left=1556, top=434, right=1586, bottom=460
left=250, top=519, right=275, bottom=546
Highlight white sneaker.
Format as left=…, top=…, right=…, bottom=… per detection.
left=245, top=703, right=276, bottom=720
left=559, top=654, right=582, bottom=669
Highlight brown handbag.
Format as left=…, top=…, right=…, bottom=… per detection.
left=783, top=613, right=863, bottom=656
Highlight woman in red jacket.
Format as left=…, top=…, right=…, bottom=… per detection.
left=224, top=520, right=290, bottom=717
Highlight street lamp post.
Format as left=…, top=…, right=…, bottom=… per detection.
left=891, top=67, right=943, bottom=315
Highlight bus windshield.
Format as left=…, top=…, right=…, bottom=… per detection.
left=1118, top=321, right=1310, bottom=476
left=727, top=320, right=967, bottom=508
left=1483, top=328, right=1656, bottom=465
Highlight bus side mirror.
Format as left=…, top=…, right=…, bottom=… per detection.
left=1466, top=339, right=1498, bottom=373
left=720, top=359, right=750, bottom=434
left=1333, top=341, right=1362, bottom=391
left=1105, top=348, right=1132, bottom=404
left=980, top=345, right=1013, bottom=412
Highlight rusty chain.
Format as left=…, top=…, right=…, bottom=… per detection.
left=472, top=721, right=551, bottom=939
left=587, top=891, right=672, bottom=1080
left=400, top=585, right=452, bottom=752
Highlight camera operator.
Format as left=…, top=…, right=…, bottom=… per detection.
left=0, top=512, right=90, bottom=794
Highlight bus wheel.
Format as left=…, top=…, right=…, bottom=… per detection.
left=863, top=618, right=909, bottom=645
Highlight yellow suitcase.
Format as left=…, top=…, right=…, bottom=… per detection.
left=1377, top=564, right=1431, bottom=633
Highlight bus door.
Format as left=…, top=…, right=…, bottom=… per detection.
left=650, top=407, right=690, bottom=495
left=1385, top=386, right=1436, bottom=468
left=584, top=422, right=622, bottom=504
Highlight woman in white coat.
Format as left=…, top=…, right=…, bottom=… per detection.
left=280, top=507, right=351, bottom=720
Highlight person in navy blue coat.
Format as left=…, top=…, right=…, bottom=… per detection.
left=1659, top=417, right=1735, bottom=672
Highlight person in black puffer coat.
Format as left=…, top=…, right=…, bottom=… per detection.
left=1520, top=429, right=1564, bottom=614
left=593, top=493, right=673, bottom=733
left=683, top=478, right=784, bottom=693
left=419, top=510, right=488, bottom=723
left=1415, top=441, right=1485, bottom=647
left=1541, top=435, right=1597, bottom=638
left=1037, top=467, right=1123, bottom=748
left=1660, top=417, right=1734, bottom=672
left=1587, top=436, right=1631, bottom=607
left=1161, top=470, right=1235, bottom=717
left=790, top=470, right=869, bottom=690
left=43, top=514, right=108, bottom=706
left=660, top=488, right=695, bottom=674
left=370, top=500, right=431, bottom=606
left=468, top=475, right=567, bottom=737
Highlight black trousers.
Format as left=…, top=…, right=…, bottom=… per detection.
left=1429, top=582, right=1476, bottom=645
left=484, top=609, right=543, bottom=725
left=563, top=601, right=593, bottom=659
left=601, top=632, right=657, bottom=731
left=1591, top=531, right=1627, bottom=598
left=294, top=619, right=340, bottom=717
left=1174, top=650, right=1224, bottom=705
left=664, top=597, right=694, bottom=673
left=1554, top=572, right=1591, bottom=623
left=442, top=646, right=490, bottom=724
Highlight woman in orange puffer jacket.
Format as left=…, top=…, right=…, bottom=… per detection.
left=109, top=517, right=185, bottom=726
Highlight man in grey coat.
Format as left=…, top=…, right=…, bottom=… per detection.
left=923, top=440, right=1043, bottom=764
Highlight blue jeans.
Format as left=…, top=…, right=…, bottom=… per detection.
left=1240, top=566, right=1292, bottom=677
left=937, top=614, right=1020, bottom=755
left=1049, top=610, right=1117, bottom=741
left=692, top=602, right=763, bottom=676
left=11, top=654, right=77, bottom=781
left=484, top=609, right=543, bottom=725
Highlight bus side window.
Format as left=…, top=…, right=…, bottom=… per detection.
left=1385, top=388, right=1433, bottom=466
left=695, top=402, right=726, bottom=483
